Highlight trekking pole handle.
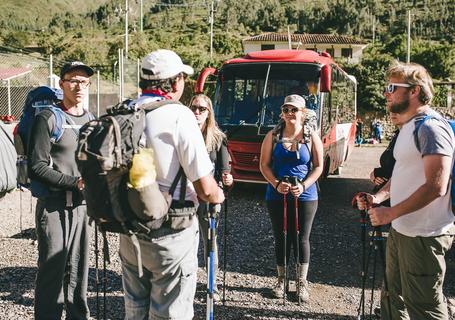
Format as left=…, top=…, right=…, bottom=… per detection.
left=209, top=203, right=221, bottom=215
left=290, top=176, right=298, bottom=186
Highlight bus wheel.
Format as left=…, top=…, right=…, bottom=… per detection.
left=322, top=157, right=331, bottom=178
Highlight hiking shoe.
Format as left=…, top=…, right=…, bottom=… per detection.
left=272, top=277, right=284, bottom=298
left=298, top=280, right=309, bottom=302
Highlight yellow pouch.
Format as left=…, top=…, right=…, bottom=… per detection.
left=129, top=148, right=156, bottom=189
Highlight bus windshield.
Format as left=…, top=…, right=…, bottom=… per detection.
left=214, top=63, right=321, bottom=128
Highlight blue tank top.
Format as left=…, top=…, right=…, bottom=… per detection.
left=265, top=141, right=318, bottom=201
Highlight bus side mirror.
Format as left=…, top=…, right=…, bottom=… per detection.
left=320, top=65, right=331, bottom=92
left=194, top=67, right=218, bottom=94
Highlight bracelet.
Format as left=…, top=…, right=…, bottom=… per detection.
left=275, top=180, right=282, bottom=190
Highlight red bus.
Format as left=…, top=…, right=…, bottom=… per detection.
left=195, top=49, right=357, bottom=183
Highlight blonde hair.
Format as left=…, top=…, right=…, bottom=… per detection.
left=386, top=61, right=434, bottom=105
left=189, top=94, right=226, bottom=152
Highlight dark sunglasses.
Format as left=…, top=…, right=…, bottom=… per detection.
left=190, top=105, right=208, bottom=113
left=384, top=83, right=412, bottom=94
left=281, top=107, right=300, bottom=114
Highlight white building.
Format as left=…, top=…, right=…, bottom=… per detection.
left=243, top=33, right=368, bottom=63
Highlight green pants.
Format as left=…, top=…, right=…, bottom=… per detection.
left=381, top=225, right=455, bottom=320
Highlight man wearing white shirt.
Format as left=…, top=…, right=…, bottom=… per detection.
left=119, top=49, right=224, bottom=320
left=358, top=61, right=455, bottom=319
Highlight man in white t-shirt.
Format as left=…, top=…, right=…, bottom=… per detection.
left=357, top=61, right=455, bottom=319
left=119, top=49, right=224, bottom=320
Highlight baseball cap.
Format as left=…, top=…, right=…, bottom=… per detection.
left=141, top=49, right=194, bottom=80
left=280, top=94, right=306, bottom=109
left=60, top=61, right=94, bottom=79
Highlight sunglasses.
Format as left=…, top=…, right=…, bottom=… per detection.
left=281, top=107, right=300, bottom=114
left=384, top=83, right=412, bottom=94
left=190, top=105, right=208, bottom=113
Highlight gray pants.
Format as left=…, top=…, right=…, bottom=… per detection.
left=197, top=202, right=219, bottom=286
left=34, top=197, right=91, bottom=320
left=119, top=217, right=199, bottom=320
left=381, top=226, right=455, bottom=320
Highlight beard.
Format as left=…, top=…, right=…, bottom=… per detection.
left=389, top=97, right=410, bottom=114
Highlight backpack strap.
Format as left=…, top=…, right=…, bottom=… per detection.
left=413, top=114, right=436, bottom=153
left=167, top=166, right=189, bottom=207
left=47, top=106, right=67, bottom=143
left=141, top=99, right=183, bottom=113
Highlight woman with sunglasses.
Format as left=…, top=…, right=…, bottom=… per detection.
left=260, top=94, right=323, bottom=302
left=189, top=93, right=233, bottom=301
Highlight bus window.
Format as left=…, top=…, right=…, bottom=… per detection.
left=214, top=63, right=321, bottom=129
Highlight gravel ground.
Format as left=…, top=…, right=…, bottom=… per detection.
left=0, top=145, right=454, bottom=319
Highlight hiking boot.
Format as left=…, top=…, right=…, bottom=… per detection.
left=272, top=276, right=284, bottom=298
left=297, top=279, right=309, bottom=302
left=272, top=266, right=285, bottom=298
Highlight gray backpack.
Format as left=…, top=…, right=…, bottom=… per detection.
left=0, top=124, right=17, bottom=198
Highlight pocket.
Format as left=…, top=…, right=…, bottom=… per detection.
left=167, top=206, right=196, bottom=230
left=179, top=255, right=197, bottom=293
left=406, top=272, right=443, bottom=305
left=128, top=182, right=171, bottom=221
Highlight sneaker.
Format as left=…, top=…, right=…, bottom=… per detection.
left=297, top=280, right=309, bottom=302
left=272, top=277, right=284, bottom=298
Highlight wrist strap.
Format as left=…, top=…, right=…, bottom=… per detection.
left=275, top=180, right=282, bottom=190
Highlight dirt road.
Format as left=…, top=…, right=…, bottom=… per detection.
left=0, top=145, right=453, bottom=319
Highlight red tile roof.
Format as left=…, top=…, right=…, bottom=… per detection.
left=0, top=67, right=32, bottom=80
left=243, top=33, right=366, bottom=45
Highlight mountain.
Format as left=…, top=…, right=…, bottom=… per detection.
left=0, top=0, right=110, bottom=30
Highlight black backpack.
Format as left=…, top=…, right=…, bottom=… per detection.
left=76, top=99, right=187, bottom=235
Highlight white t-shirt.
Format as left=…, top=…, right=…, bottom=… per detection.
left=136, top=95, right=213, bottom=205
left=391, top=110, right=455, bottom=237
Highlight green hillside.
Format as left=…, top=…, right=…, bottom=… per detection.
left=0, top=0, right=110, bottom=30
left=0, top=0, right=454, bottom=114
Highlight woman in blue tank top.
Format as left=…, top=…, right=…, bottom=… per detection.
left=260, top=94, right=323, bottom=302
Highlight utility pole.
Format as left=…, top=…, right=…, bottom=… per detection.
left=209, top=0, right=214, bottom=61
left=407, top=9, right=411, bottom=63
left=140, top=0, right=143, bottom=32
left=125, top=0, right=129, bottom=59
left=372, top=15, right=376, bottom=45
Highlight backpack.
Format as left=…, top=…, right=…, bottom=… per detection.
left=0, top=123, right=17, bottom=198
left=76, top=99, right=190, bottom=277
left=14, top=86, right=64, bottom=196
left=414, top=114, right=455, bottom=214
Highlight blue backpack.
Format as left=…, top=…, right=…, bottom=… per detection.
left=14, top=86, right=65, bottom=197
left=414, top=115, right=455, bottom=213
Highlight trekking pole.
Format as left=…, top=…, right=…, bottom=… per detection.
left=102, top=230, right=109, bottom=320
left=94, top=224, right=100, bottom=320
left=352, top=192, right=368, bottom=319
left=376, top=227, right=392, bottom=319
left=290, top=177, right=301, bottom=305
left=282, top=175, right=290, bottom=305
left=222, top=187, right=228, bottom=306
left=207, top=203, right=221, bottom=320
left=19, top=185, right=23, bottom=233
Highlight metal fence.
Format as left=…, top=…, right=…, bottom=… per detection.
left=0, top=48, right=139, bottom=119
